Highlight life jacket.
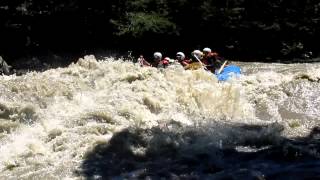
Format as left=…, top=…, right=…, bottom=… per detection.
left=202, top=52, right=218, bottom=64
left=202, top=52, right=223, bottom=72
left=156, top=58, right=170, bottom=68
left=185, top=62, right=202, bottom=70
left=179, top=59, right=192, bottom=67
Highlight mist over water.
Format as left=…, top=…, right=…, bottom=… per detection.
left=0, top=55, right=319, bottom=179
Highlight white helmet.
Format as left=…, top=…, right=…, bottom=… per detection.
left=203, top=47, right=211, bottom=53
left=153, top=52, right=162, bottom=59
left=176, top=52, right=185, bottom=60
left=192, top=50, right=203, bottom=60
left=164, top=57, right=170, bottom=61
left=192, top=50, right=203, bottom=58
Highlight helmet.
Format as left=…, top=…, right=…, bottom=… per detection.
left=163, top=57, right=173, bottom=63
left=192, top=50, right=202, bottom=55
left=203, top=47, right=211, bottom=53
left=176, top=52, right=185, bottom=60
left=192, top=50, right=203, bottom=59
left=153, top=52, right=162, bottom=59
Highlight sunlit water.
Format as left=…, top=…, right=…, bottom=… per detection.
left=0, top=55, right=319, bottom=179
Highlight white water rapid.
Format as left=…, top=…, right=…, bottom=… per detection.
left=1, top=55, right=319, bottom=179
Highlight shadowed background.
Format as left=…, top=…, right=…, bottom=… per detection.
left=1, top=0, right=320, bottom=68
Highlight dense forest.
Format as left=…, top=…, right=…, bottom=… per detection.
left=1, top=0, right=320, bottom=64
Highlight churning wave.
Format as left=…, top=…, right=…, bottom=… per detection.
left=0, top=55, right=319, bottom=179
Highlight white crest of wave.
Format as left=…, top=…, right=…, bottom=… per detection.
left=0, top=55, right=257, bottom=178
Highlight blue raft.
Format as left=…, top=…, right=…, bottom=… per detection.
left=215, top=65, right=241, bottom=81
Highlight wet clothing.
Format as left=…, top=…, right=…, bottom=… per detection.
left=185, top=62, right=203, bottom=70
left=156, top=58, right=170, bottom=68
left=202, top=52, right=223, bottom=73
left=137, top=56, right=151, bottom=67
left=178, top=59, right=192, bottom=67
left=0, top=56, right=10, bottom=75
left=190, top=54, right=202, bottom=63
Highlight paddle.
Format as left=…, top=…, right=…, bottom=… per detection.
left=193, top=54, right=208, bottom=71
left=217, top=60, right=228, bottom=74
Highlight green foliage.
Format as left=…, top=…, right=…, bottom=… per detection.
left=0, top=0, right=319, bottom=60
left=110, top=0, right=176, bottom=38
left=111, top=12, right=177, bottom=37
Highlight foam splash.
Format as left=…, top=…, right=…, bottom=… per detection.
left=0, top=56, right=319, bottom=179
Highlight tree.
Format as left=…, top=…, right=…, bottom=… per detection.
left=110, top=0, right=177, bottom=38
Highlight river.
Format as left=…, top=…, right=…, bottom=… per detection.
left=0, top=55, right=319, bottom=179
